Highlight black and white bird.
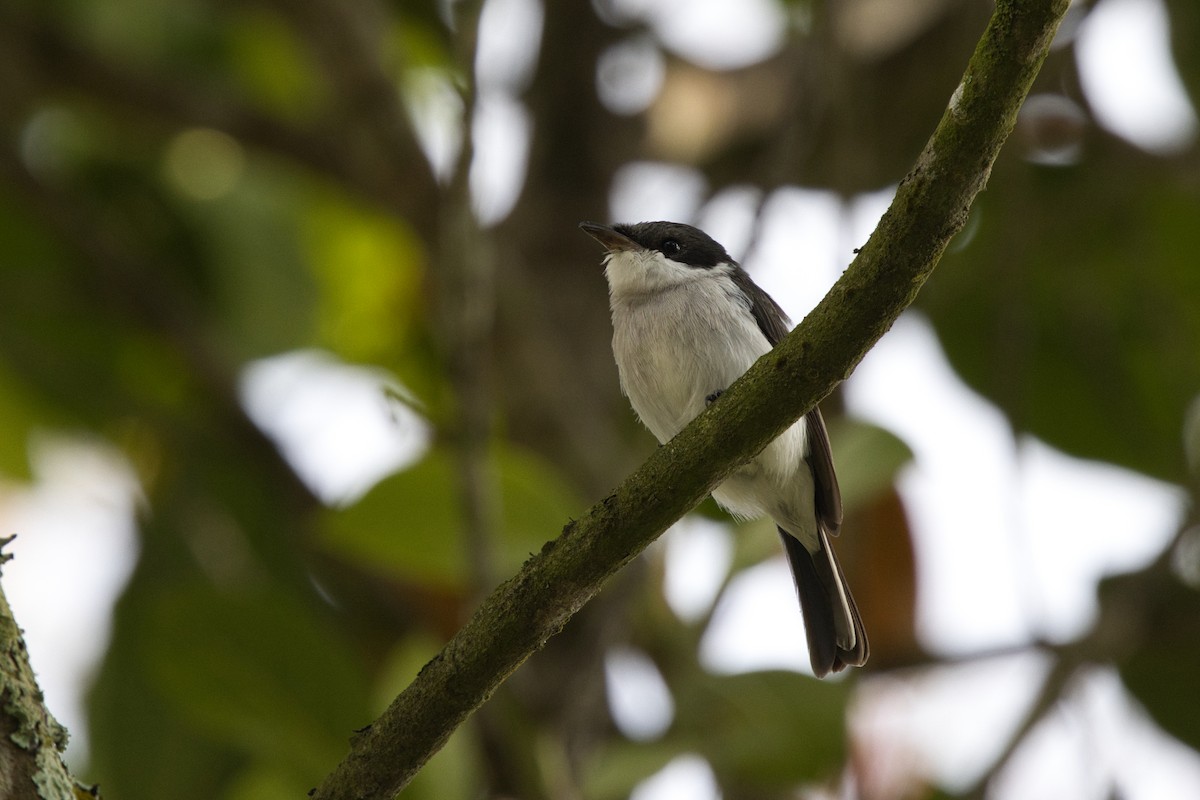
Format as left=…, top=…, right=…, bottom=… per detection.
left=580, top=220, right=868, bottom=677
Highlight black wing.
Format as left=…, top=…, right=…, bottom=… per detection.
left=731, top=266, right=843, bottom=535
left=730, top=267, right=790, bottom=346
left=805, top=408, right=842, bottom=535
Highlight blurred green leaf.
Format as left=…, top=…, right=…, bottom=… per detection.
left=672, top=670, right=849, bottom=789
left=394, top=19, right=456, bottom=72
left=925, top=789, right=970, bottom=800
left=1123, top=643, right=1200, bottom=751
left=143, top=584, right=371, bottom=779
left=88, top=577, right=243, bottom=800
left=0, top=233, right=180, bottom=429
left=302, top=191, right=425, bottom=364
left=725, top=515, right=782, bottom=576
left=828, top=417, right=914, bottom=515
left=922, top=140, right=1200, bottom=481
left=226, top=765, right=314, bottom=800
left=1115, top=577, right=1200, bottom=750
left=320, top=444, right=581, bottom=587
left=368, top=637, right=433, bottom=712
left=497, top=444, right=584, bottom=557
left=583, top=740, right=683, bottom=800
left=64, top=0, right=216, bottom=65
left=0, top=364, right=43, bottom=479
left=1165, top=0, right=1200, bottom=112
left=319, top=449, right=464, bottom=585
left=193, top=170, right=317, bottom=359
left=226, top=8, right=326, bottom=119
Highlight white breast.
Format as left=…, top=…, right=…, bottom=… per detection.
left=607, top=259, right=766, bottom=443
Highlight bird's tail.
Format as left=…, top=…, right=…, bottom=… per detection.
left=778, top=527, right=869, bottom=678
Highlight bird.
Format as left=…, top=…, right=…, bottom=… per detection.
left=580, top=220, right=868, bottom=677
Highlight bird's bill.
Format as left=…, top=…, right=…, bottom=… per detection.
left=579, top=222, right=638, bottom=253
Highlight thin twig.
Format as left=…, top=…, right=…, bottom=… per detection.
left=437, top=0, right=501, bottom=598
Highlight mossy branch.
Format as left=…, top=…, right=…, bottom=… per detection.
left=0, top=539, right=99, bottom=800
left=310, top=1, right=1070, bottom=798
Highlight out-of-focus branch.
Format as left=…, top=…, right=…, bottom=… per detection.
left=0, top=5, right=439, bottom=231
left=960, top=521, right=1198, bottom=798
left=437, top=0, right=501, bottom=596
left=259, top=0, right=440, bottom=231
left=959, top=649, right=1085, bottom=800
left=0, top=10, right=330, bottom=168
left=309, top=2, right=1071, bottom=798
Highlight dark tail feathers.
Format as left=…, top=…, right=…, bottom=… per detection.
left=778, top=527, right=868, bottom=678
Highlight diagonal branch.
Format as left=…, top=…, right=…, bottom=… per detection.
left=310, top=1, right=1070, bottom=798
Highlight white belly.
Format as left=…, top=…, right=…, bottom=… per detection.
left=610, top=283, right=813, bottom=539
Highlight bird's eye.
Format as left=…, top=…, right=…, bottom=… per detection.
left=661, top=240, right=681, bottom=257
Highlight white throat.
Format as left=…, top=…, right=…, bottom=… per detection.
left=603, top=249, right=722, bottom=299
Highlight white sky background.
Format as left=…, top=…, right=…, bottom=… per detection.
left=2, top=0, right=1199, bottom=796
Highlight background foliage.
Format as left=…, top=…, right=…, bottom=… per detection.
left=0, top=0, right=1198, bottom=798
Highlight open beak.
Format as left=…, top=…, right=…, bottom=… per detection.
left=579, top=222, right=638, bottom=253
